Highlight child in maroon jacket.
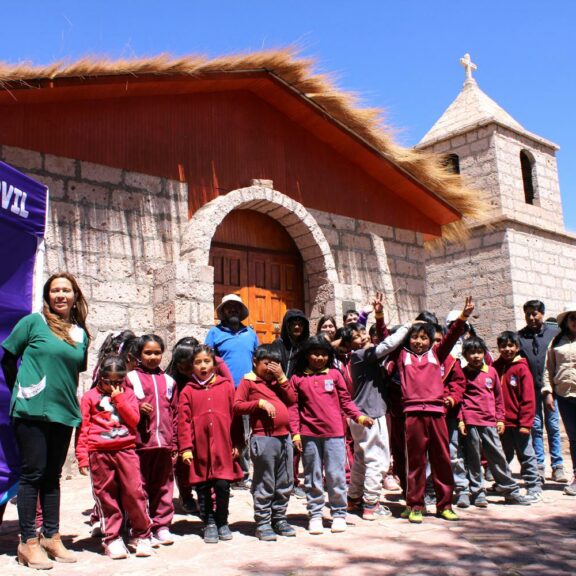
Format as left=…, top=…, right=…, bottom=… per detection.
left=178, top=345, right=244, bottom=544
left=125, top=334, right=178, bottom=547
left=459, top=337, right=531, bottom=507
left=493, top=331, right=542, bottom=501
left=77, top=355, right=152, bottom=559
left=396, top=298, right=474, bottom=523
left=289, top=336, right=373, bottom=535
left=234, top=344, right=297, bottom=541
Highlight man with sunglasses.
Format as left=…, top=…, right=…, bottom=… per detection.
left=518, top=300, right=567, bottom=484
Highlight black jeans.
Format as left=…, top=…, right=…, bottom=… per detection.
left=13, top=419, right=73, bottom=540
left=195, top=479, right=230, bottom=527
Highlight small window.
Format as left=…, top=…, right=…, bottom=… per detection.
left=520, top=150, right=536, bottom=205
left=443, top=154, right=460, bottom=174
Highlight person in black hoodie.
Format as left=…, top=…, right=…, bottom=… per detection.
left=271, top=309, right=310, bottom=498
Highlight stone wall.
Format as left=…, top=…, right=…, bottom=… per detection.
left=1, top=145, right=428, bottom=379
left=425, top=225, right=515, bottom=349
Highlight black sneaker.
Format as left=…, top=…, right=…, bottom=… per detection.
left=255, top=524, right=277, bottom=541
left=218, top=524, right=233, bottom=541
left=179, top=497, right=198, bottom=515
left=504, top=492, right=531, bottom=506
left=272, top=520, right=296, bottom=537
left=203, top=523, right=219, bottom=544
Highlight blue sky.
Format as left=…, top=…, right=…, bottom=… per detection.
left=2, top=1, right=575, bottom=229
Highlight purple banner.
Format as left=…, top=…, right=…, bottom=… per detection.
left=0, top=160, right=48, bottom=505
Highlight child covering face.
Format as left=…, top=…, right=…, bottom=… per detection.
left=234, top=345, right=298, bottom=541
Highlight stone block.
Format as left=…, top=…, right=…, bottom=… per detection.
left=395, top=228, right=417, bottom=244
left=3, top=146, right=42, bottom=171
left=69, top=181, right=111, bottom=205
left=125, top=171, right=163, bottom=194
left=41, top=175, right=67, bottom=200
left=340, top=233, right=372, bottom=252
left=45, top=154, right=77, bottom=177
left=90, top=303, right=128, bottom=328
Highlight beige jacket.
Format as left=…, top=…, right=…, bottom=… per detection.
left=542, top=335, right=576, bottom=399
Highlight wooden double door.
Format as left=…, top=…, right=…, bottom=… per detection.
left=209, top=210, right=304, bottom=344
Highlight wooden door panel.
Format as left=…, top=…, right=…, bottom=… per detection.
left=210, top=246, right=303, bottom=344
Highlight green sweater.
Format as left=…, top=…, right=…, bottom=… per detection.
left=2, top=313, right=88, bottom=427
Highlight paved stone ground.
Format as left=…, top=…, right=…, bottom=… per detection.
left=1, top=466, right=575, bottom=576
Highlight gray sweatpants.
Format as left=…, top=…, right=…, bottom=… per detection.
left=501, top=428, right=541, bottom=492
left=464, top=425, right=521, bottom=496
left=302, top=436, right=346, bottom=519
left=250, top=435, right=294, bottom=527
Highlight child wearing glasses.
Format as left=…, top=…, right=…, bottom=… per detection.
left=76, top=355, right=152, bottom=559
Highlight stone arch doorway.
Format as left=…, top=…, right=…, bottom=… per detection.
left=210, top=209, right=304, bottom=343
left=177, top=182, right=339, bottom=340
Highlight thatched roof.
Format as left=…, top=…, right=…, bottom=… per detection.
left=0, top=48, right=485, bottom=243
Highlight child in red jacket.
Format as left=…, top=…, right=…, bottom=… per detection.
left=459, top=337, right=531, bottom=507
left=493, top=331, right=542, bottom=501
left=77, top=355, right=152, bottom=559
left=234, top=344, right=297, bottom=541
left=126, top=335, right=178, bottom=547
left=178, top=345, right=244, bottom=544
left=396, top=298, right=473, bottom=523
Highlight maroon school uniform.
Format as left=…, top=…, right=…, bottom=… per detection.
left=492, top=356, right=535, bottom=429
left=234, top=372, right=297, bottom=435
left=76, top=387, right=151, bottom=544
left=395, top=319, right=466, bottom=512
left=178, top=374, right=244, bottom=483
left=126, top=368, right=178, bottom=531
left=442, top=355, right=467, bottom=416
left=460, top=364, right=504, bottom=426
left=288, top=368, right=363, bottom=437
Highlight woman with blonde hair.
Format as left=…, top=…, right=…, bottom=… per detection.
left=1, top=272, right=90, bottom=569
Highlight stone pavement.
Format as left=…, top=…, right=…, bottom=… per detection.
left=1, top=470, right=575, bottom=576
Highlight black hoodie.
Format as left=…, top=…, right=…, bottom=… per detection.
left=271, top=309, right=310, bottom=378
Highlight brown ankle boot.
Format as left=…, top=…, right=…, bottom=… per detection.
left=17, top=537, right=53, bottom=570
left=40, top=533, right=77, bottom=563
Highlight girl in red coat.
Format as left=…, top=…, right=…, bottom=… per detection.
left=77, top=355, right=152, bottom=559
left=125, top=335, right=178, bottom=547
left=178, top=345, right=244, bottom=543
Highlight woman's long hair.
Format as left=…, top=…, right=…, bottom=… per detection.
left=42, top=272, right=91, bottom=345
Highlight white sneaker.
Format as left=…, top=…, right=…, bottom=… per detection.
left=331, top=517, right=347, bottom=533
left=104, top=538, right=129, bottom=560
left=133, top=538, right=154, bottom=557
left=152, top=528, right=175, bottom=546
left=308, top=517, right=324, bottom=535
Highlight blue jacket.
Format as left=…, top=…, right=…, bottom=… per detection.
left=205, top=324, right=259, bottom=387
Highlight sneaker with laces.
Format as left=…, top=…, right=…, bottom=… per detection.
left=134, top=538, right=154, bottom=557
left=525, top=490, right=543, bottom=503
left=152, top=528, right=175, bottom=546
left=504, top=492, right=531, bottom=506
left=218, top=525, right=233, bottom=541
left=382, top=474, right=401, bottom=492
left=400, top=506, right=411, bottom=519
left=437, top=508, right=459, bottom=521
left=408, top=509, right=423, bottom=524
left=362, top=502, right=392, bottom=520
left=456, top=493, right=471, bottom=508
left=292, top=485, right=306, bottom=499
left=308, top=517, right=324, bottom=535
left=272, top=520, right=296, bottom=537
left=563, top=479, right=576, bottom=496
left=104, top=538, right=129, bottom=560
left=331, top=517, right=347, bottom=533
left=472, top=493, right=489, bottom=508
left=203, top=523, right=219, bottom=544
left=255, top=524, right=277, bottom=541
left=552, top=466, right=568, bottom=483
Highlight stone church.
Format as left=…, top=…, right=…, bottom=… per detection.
left=0, top=50, right=570, bottom=365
